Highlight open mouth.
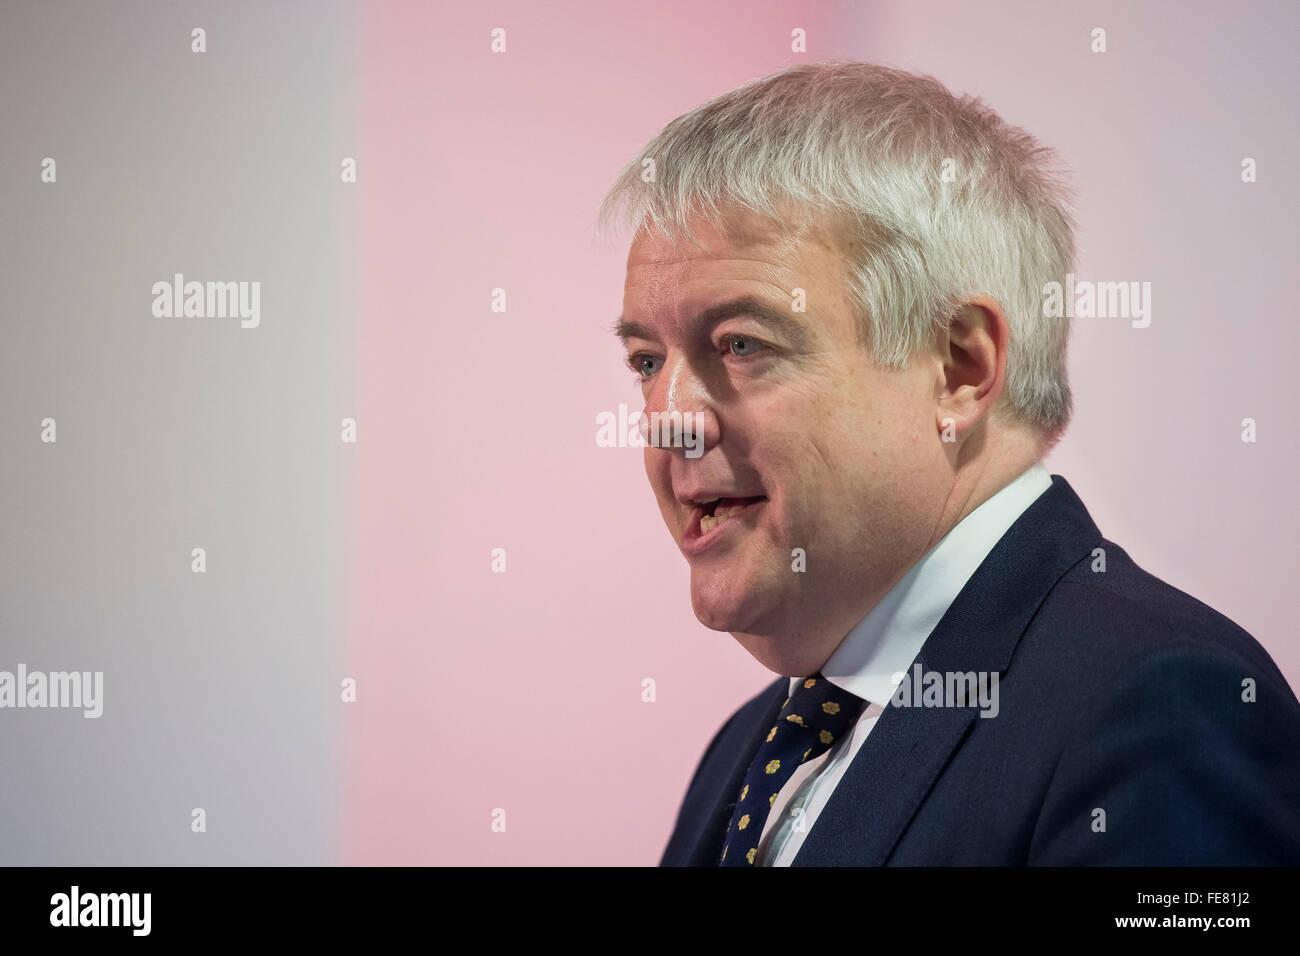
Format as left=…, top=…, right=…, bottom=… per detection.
left=687, top=495, right=768, bottom=547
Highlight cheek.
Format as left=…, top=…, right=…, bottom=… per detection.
left=746, top=373, right=881, bottom=521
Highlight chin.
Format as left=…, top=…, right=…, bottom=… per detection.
left=689, top=567, right=775, bottom=634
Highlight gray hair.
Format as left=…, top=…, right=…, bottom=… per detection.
left=597, top=60, right=1077, bottom=439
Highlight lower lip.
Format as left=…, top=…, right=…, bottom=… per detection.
left=682, top=498, right=766, bottom=556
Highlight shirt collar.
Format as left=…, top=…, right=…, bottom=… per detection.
left=788, top=462, right=1053, bottom=705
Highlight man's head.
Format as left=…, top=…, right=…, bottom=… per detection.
left=601, top=62, right=1077, bottom=675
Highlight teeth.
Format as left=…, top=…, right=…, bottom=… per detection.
left=699, top=502, right=743, bottom=534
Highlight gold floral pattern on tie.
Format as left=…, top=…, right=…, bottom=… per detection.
left=718, top=674, right=866, bottom=866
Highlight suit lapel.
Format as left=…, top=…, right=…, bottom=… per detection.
left=792, top=475, right=1102, bottom=865
left=668, top=681, right=788, bottom=865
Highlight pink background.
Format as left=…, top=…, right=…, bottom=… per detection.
left=345, top=0, right=1299, bottom=865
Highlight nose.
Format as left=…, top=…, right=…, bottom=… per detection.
left=640, top=352, right=721, bottom=459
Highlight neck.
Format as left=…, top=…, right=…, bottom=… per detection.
left=923, top=421, right=1044, bottom=556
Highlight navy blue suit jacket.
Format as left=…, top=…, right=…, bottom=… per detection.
left=661, top=475, right=1300, bottom=865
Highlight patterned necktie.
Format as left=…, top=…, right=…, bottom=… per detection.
left=719, top=674, right=866, bottom=866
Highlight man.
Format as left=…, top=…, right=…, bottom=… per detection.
left=599, top=61, right=1300, bottom=865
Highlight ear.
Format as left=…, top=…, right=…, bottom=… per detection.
left=935, top=294, right=1009, bottom=442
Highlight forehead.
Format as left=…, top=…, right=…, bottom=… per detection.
left=621, top=210, right=850, bottom=328
left=617, top=209, right=853, bottom=344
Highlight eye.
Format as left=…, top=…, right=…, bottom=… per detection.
left=627, top=352, right=663, bottom=378
left=723, top=334, right=766, bottom=357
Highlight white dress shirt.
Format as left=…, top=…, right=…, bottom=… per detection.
left=756, top=462, right=1053, bottom=865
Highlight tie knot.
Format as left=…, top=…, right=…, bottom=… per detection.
left=778, top=673, right=865, bottom=736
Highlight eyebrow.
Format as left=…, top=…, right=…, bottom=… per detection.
left=613, top=296, right=809, bottom=347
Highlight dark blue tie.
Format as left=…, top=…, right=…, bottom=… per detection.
left=719, top=674, right=866, bottom=866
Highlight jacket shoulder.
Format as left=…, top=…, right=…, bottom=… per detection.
left=1022, top=541, right=1300, bottom=863
left=1041, top=537, right=1288, bottom=685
